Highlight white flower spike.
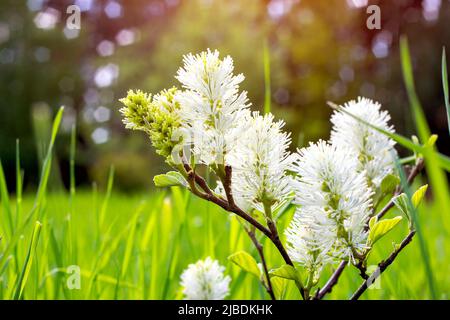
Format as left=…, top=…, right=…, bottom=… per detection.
left=180, top=257, right=231, bottom=300
left=330, top=97, right=397, bottom=189
left=174, top=49, right=250, bottom=165
left=286, top=141, right=373, bottom=275
left=227, top=112, right=295, bottom=213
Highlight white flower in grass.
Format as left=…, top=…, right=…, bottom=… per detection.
left=330, top=97, right=397, bottom=189
left=175, top=49, right=250, bottom=165
left=286, top=141, right=373, bottom=270
left=227, top=112, right=296, bottom=213
left=180, top=257, right=231, bottom=300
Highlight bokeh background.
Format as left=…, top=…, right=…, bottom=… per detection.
left=1, top=0, right=449, bottom=192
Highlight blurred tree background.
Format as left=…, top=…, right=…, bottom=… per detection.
left=0, top=0, right=449, bottom=192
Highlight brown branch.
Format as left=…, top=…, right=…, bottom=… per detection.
left=220, top=165, right=275, bottom=300
left=266, top=218, right=293, bottom=267
left=355, top=260, right=369, bottom=280
left=246, top=227, right=276, bottom=300
left=183, top=161, right=305, bottom=299
left=314, top=261, right=347, bottom=300
left=223, top=165, right=236, bottom=207
left=182, top=162, right=273, bottom=238
left=350, top=230, right=416, bottom=300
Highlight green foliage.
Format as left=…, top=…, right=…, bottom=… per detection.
left=13, top=221, right=42, bottom=300
left=154, top=171, right=187, bottom=188
left=380, top=174, right=400, bottom=196
left=228, top=251, right=261, bottom=279
left=119, top=88, right=182, bottom=160
left=441, top=48, right=450, bottom=135
left=412, top=185, right=428, bottom=208
left=393, top=194, right=412, bottom=224
left=368, top=216, right=403, bottom=246
left=269, top=264, right=303, bottom=287
left=375, top=173, right=400, bottom=205
left=400, top=37, right=450, bottom=216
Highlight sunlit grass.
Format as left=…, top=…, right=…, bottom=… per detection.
left=0, top=184, right=447, bottom=300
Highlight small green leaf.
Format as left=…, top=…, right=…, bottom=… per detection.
left=412, top=184, right=428, bottom=208
left=228, top=251, right=261, bottom=278
left=270, top=264, right=297, bottom=280
left=369, top=216, right=377, bottom=230
left=153, top=171, right=187, bottom=188
left=425, top=135, right=438, bottom=147
left=269, top=264, right=304, bottom=289
left=393, top=193, right=410, bottom=220
left=380, top=174, right=400, bottom=195
left=270, top=276, right=288, bottom=299
left=368, top=216, right=403, bottom=246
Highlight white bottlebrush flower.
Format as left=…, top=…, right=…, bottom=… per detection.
left=180, top=257, right=231, bottom=300
left=285, top=213, right=335, bottom=279
left=174, top=49, right=250, bottom=165
left=330, top=97, right=397, bottom=189
left=227, top=112, right=296, bottom=213
left=286, top=141, right=373, bottom=270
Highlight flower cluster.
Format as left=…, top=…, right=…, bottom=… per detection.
left=286, top=97, right=397, bottom=277
left=119, top=50, right=399, bottom=285
left=330, top=97, right=397, bottom=189
left=180, top=257, right=231, bottom=300
left=227, top=112, right=295, bottom=213
left=119, top=50, right=294, bottom=214
left=175, top=49, right=250, bottom=165
left=119, top=87, right=182, bottom=161
left=286, top=141, right=372, bottom=277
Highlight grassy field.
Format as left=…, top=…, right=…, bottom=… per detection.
left=0, top=181, right=448, bottom=300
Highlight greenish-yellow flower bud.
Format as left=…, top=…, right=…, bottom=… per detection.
left=119, top=87, right=182, bottom=161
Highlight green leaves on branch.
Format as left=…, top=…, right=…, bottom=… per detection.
left=153, top=171, right=187, bottom=188
left=394, top=194, right=411, bottom=223
left=228, top=251, right=292, bottom=299
left=412, top=184, right=428, bottom=208
left=269, top=264, right=302, bottom=284
left=228, top=251, right=261, bottom=278
left=374, top=174, right=400, bottom=204
left=368, top=216, right=403, bottom=246
left=393, top=184, right=428, bottom=226
left=380, top=174, right=400, bottom=196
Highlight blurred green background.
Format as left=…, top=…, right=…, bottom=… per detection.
left=1, top=0, right=449, bottom=192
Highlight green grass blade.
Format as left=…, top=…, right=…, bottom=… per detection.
left=15, top=139, right=22, bottom=226
left=0, top=107, right=64, bottom=273
left=442, top=47, right=450, bottom=135
left=263, top=39, right=271, bottom=115
left=400, top=37, right=431, bottom=143
left=99, top=165, right=115, bottom=228
left=33, top=106, right=64, bottom=211
left=396, top=161, right=437, bottom=299
left=13, top=221, right=43, bottom=300
left=67, top=124, right=77, bottom=264
left=0, top=160, right=14, bottom=236
left=121, top=201, right=145, bottom=278
left=70, top=124, right=76, bottom=204
left=400, top=37, right=450, bottom=216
